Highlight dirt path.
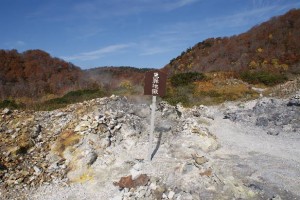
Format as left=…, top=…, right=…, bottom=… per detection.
left=209, top=109, right=300, bottom=199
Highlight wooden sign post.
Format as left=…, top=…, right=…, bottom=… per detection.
left=144, top=70, right=167, bottom=161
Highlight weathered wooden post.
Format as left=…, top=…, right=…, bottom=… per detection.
left=144, top=70, right=167, bottom=161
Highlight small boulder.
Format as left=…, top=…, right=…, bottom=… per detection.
left=113, top=174, right=149, bottom=189
left=2, top=108, right=11, bottom=115
left=256, top=117, right=269, bottom=127
left=31, top=125, right=42, bottom=139
left=287, top=94, right=300, bottom=106
left=193, top=154, right=209, bottom=166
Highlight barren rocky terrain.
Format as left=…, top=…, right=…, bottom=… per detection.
left=0, top=90, right=299, bottom=200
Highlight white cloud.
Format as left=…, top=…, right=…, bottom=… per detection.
left=71, top=0, right=200, bottom=20
left=140, top=46, right=172, bottom=56
left=162, top=0, right=199, bottom=11
left=16, top=40, right=26, bottom=46
left=62, top=43, right=135, bottom=61
left=5, top=40, right=26, bottom=49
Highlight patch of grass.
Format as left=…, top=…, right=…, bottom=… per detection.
left=112, top=85, right=143, bottom=96
left=170, top=72, right=206, bottom=87
left=194, top=82, right=259, bottom=105
left=34, top=89, right=107, bottom=110
left=0, top=99, right=24, bottom=109
left=163, top=84, right=195, bottom=106
left=164, top=73, right=260, bottom=107
left=241, top=71, right=288, bottom=86
left=199, top=90, right=221, bottom=98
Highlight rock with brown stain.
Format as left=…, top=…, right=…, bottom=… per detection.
left=113, top=174, right=149, bottom=189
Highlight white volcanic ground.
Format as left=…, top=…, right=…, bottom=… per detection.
left=0, top=91, right=299, bottom=200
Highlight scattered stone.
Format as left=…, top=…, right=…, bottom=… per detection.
left=85, top=151, right=98, bottom=166
left=130, top=168, right=142, bottom=180
left=2, top=108, right=11, bottom=115
left=287, top=94, right=300, bottom=106
left=269, top=194, right=282, bottom=200
left=192, top=154, right=209, bottom=166
left=149, top=182, right=157, bottom=190
left=181, top=163, right=195, bottom=175
left=110, top=195, right=123, bottom=200
left=132, top=174, right=149, bottom=187
left=113, top=174, right=149, bottom=189
left=162, top=193, right=168, bottom=199
left=132, top=163, right=142, bottom=171
left=0, top=163, right=8, bottom=171
left=168, top=190, right=175, bottom=199
left=31, top=124, right=42, bottom=138
left=256, top=117, right=269, bottom=127
left=33, top=166, right=41, bottom=175
left=74, top=121, right=90, bottom=132
left=267, top=130, right=279, bottom=136
left=223, top=112, right=237, bottom=121
left=200, top=168, right=212, bottom=177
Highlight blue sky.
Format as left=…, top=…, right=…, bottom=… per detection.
left=1, top=0, right=300, bottom=69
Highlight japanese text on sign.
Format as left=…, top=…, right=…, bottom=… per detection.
left=152, top=72, right=159, bottom=95
left=144, top=70, right=167, bottom=97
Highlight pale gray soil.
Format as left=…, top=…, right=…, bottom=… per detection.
left=1, top=93, right=299, bottom=200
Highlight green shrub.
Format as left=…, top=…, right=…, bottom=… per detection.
left=164, top=95, right=189, bottom=106
left=36, top=89, right=107, bottom=110
left=170, top=72, right=206, bottom=87
left=0, top=99, right=23, bottom=109
left=199, top=90, right=221, bottom=98
left=163, top=84, right=195, bottom=106
left=241, top=71, right=287, bottom=86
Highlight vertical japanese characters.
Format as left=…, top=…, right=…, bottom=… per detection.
left=144, top=70, right=166, bottom=97
left=151, top=72, right=159, bottom=95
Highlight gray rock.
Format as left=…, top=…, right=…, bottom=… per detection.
left=223, top=112, right=237, bottom=121
left=179, top=192, right=194, bottom=200
left=2, top=108, right=11, bottom=115
left=130, top=168, right=142, bottom=180
left=267, top=130, right=279, bottom=136
left=136, top=187, right=147, bottom=198
left=85, top=151, right=98, bottom=166
left=133, top=107, right=150, bottom=118
left=168, top=190, right=175, bottom=199
left=256, top=117, right=269, bottom=127
left=33, top=166, right=41, bottom=175
left=287, top=94, right=300, bottom=106
left=182, top=163, right=195, bottom=175
left=193, top=155, right=209, bottom=166
left=111, top=195, right=123, bottom=200
left=74, top=121, right=91, bottom=132
left=269, top=194, right=282, bottom=200
left=31, top=124, right=42, bottom=139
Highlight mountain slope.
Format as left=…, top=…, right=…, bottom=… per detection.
left=163, top=9, right=300, bottom=76
left=84, top=66, right=152, bottom=90
left=0, top=49, right=86, bottom=99
left=0, top=50, right=151, bottom=101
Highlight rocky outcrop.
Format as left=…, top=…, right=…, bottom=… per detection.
left=0, top=96, right=221, bottom=199
left=287, top=93, right=300, bottom=107
left=1, top=93, right=300, bottom=199
left=223, top=92, right=300, bottom=135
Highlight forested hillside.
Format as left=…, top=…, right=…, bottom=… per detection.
left=0, top=49, right=87, bottom=99
left=0, top=50, right=150, bottom=101
left=163, top=9, right=300, bottom=76
left=85, top=66, right=152, bottom=90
